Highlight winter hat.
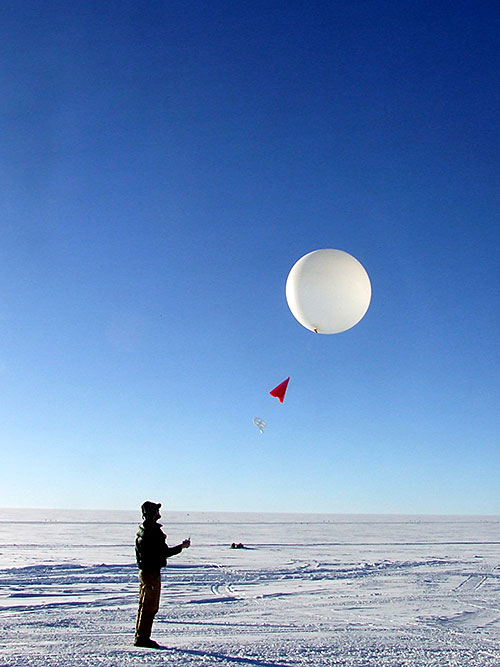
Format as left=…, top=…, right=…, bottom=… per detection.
left=141, top=501, right=161, bottom=519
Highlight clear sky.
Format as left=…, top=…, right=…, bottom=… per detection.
left=1, top=1, right=499, bottom=514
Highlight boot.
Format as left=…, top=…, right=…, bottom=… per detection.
left=134, top=638, right=160, bottom=649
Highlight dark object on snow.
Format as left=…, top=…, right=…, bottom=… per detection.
left=231, top=542, right=245, bottom=549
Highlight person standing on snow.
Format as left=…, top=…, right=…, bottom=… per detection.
left=134, top=501, right=190, bottom=648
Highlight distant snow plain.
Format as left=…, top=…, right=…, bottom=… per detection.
left=1, top=509, right=500, bottom=666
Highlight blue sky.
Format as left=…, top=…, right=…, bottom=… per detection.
left=1, top=1, right=499, bottom=513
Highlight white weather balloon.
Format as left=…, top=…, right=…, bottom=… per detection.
left=285, top=249, right=371, bottom=334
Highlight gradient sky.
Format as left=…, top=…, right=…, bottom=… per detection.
left=1, top=1, right=499, bottom=513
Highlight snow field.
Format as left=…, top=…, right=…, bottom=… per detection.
left=1, top=511, right=500, bottom=665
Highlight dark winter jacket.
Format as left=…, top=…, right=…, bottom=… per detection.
left=135, top=520, right=182, bottom=571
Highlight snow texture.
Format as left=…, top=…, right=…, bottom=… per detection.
left=1, top=510, right=500, bottom=666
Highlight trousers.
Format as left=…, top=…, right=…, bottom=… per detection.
left=135, top=570, right=161, bottom=641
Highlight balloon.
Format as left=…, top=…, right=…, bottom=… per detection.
left=253, top=417, right=267, bottom=434
left=285, top=249, right=371, bottom=334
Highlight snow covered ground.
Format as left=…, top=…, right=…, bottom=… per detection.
left=1, top=510, right=500, bottom=666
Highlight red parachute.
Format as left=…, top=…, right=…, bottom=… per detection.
left=269, top=377, right=290, bottom=404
